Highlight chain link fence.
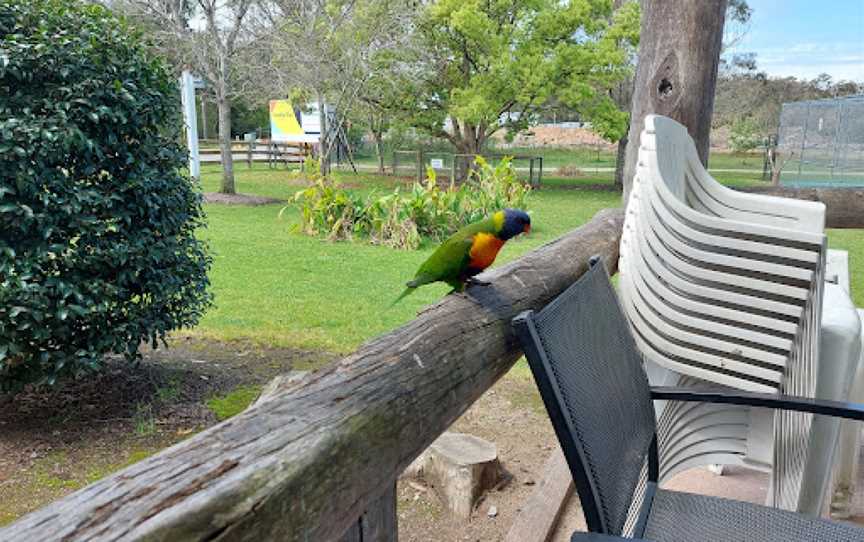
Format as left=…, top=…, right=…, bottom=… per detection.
left=776, top=95, right=864, bottom=187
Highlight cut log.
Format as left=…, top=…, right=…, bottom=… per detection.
left=410, top=432, right=499, bottom=519
left=504, top=447, right=574, bottom=542
left=737, top=186, right=864, bottom=229
left=0, top=209, right=624, bottom=542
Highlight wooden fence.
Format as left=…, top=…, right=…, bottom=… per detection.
left=199, top=140, right=309, bottom=168
left=0, top=209, right=625, bottom=542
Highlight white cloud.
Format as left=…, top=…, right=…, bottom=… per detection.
left=729, top=41, right=864, bottom=81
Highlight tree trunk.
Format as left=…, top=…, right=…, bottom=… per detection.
left=200, top=95, right=208, bottom=140
left=373, top=130, right=385, bottom=175
left=460, top=122, right=485, bottom=157
left=613, top=134, right=628, bottom=190
left=318, top=92, right=330, bottom=175
left=621, top=0, right=728, bottom=202
left=216, top=91, right=236, bottom=194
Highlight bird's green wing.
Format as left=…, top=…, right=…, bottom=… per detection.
left=408, top=219, right=494, bottom=287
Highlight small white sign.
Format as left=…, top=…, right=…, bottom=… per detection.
left=430, top=158, right=444, bottom=169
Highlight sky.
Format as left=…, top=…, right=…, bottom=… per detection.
left=725, top=0, right=864, bottom=82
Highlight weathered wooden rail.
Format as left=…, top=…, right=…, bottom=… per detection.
left=0, top=208, right=625, bottom=542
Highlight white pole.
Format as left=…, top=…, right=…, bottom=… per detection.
left=180, top=70, right=200, bottom=179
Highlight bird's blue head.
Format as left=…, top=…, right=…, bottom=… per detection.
left=497, top=208, right=531, bottom=241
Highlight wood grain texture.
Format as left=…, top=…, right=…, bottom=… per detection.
left=621, top=0, right=728, bottom=201
left=338, top=485, right=397, bottom=542
left=0, top=209, right=624, bottom=542
left=504, top=447, right=574, bottom=542
left=737, top=187, right=864, bottom=228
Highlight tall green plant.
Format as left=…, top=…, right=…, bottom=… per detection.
left=293, top=156, right=531, bottom=250
left=0, top=0, right=212, bottom=390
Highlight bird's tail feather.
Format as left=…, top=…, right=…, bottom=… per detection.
left=390, top=286, right=416, bottom=307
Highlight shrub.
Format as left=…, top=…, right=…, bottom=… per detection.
left=293, top=156, right=530, bottom=249
left=729, top=117, right=763, bottom=153
left=0, top=0, right=212, bottom=390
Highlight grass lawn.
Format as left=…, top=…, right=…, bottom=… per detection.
left=197, top=163, right=620, bottom=352
left=356, top=145, right=767, bottom=175
left=196, top=162, right=862, bottom=355
left=2, top=159, right=859, bottom=528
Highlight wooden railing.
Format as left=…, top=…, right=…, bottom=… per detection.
left=0, top=209, right=625, bottom=542
left=199, top=140, right=309, bottom=168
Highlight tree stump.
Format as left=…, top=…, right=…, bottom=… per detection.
left=405, top=432, right=499, bottom=519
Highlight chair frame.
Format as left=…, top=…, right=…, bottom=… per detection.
left=512, top=260, right=864, bottom=540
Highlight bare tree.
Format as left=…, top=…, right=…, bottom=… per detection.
left=117, top=0, right=256, bottom=194
left=255, top=0, right=413, bottom=175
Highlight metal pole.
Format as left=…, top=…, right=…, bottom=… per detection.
left=180, top=70, right=200, bottom=180
left=798, top=102, right=810, bottom=177
left=831, top=100, right=846, bottom=180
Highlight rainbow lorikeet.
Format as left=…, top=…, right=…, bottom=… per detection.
left=393, top=208, right=531, bottom=304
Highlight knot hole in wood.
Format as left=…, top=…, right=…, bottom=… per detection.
left=650, top=51, right=681, bottom=115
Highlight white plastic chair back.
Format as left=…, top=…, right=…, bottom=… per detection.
left=620, top=115, right=827, bottom=511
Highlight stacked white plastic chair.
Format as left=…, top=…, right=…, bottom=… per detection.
left=619, top=115, right=862, bottom=514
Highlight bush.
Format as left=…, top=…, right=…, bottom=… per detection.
left=293, top=156, right=531, bottom=249
left=0, top=0, right=212, bottom=390
left=729, top=117, right=763, bottom=153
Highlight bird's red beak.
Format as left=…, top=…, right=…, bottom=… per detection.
left=523, top=224, right=531, bottom=235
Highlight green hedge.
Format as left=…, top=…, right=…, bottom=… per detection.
left=0, top=0, right=212, bottom=390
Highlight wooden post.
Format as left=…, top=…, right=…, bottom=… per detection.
left=0, top=210, right=624, bottom=542
left=248, top=139, right=253, bottom=169
left=339, top=484, right=397, bottom=542
left=621, top=0, right=728, bottom=201
left=537, top=156, right=543, bottom=187
left=504, top=448, right=573, bottom=542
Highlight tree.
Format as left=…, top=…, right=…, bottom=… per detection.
left=713, top=67, right=862, bottom=138
left=621, top=0, right=728, bottom=201
left=351, top=100, right=391, bottom=174
left=262, top=0, right=413, bottom=175
left=728, top=117, right=761, bottom=153
left=385, top=0, right=639, bottom=157
left=0, top=0, right=212, bottom=390
left=118, top=0, right=256, bottom=194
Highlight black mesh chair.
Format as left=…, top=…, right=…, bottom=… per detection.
left=512, top=258, right=864, bottom=542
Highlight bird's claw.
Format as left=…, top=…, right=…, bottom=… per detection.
left=466, top=277, right=491, bottom=287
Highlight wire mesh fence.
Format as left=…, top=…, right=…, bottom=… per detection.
left=392, top=150, right=423, bottom=181
left=777, top=95, right=864, bottom=187
left=392, top=150, right=544, bottom=186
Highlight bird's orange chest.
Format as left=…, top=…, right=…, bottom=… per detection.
left=468, top=233, right=505, bottom=270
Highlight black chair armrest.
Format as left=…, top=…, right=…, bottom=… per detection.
left=571, top=533, right=649, bottom=542
left=651, top=386, right=864, bottom=421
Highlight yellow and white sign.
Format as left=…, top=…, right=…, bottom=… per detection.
left=269, top=100, right=320, bottom=143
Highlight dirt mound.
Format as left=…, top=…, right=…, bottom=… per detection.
left=492, top=126, right=615, bottom=148
left=204, top=192, right=283, bottom=205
